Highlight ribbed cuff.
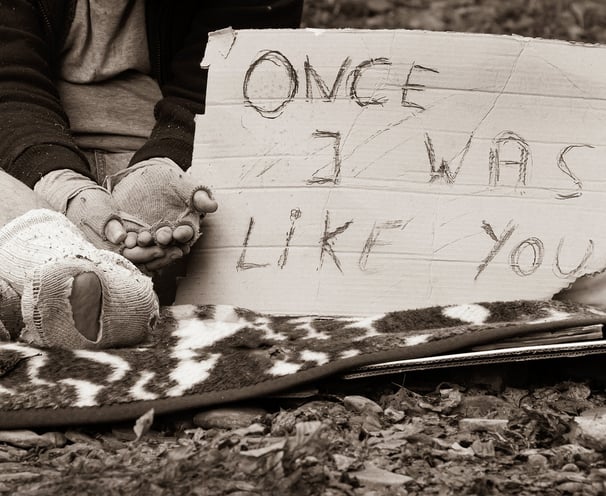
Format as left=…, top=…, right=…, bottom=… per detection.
left=129, top=138, right=192, bottom=172
left=10, top=144, right=94, bottom=189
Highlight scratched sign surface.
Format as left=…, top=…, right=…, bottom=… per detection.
left=178, top=28, right=606, bottom=315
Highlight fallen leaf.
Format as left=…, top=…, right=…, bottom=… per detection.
left=194, top=407, right=267, bottom=429
left=0, top=472, right=42, bottom=483
left=0, top=430, right=66, bottom=449
left=294, top=420, right=324, bottom=438
left=232, top=422, right=267, bottom=437
left=240, top=440, right=287, bottom=458
left=333, top=453, right=355, bottom=471
left=343, top=395, right=383, bottom=415
left=459, top=418, right=508, bottom=433
left=383, top=407, right=406, bottom=423
left=133, top=408, right=155, bottom=442
left=350, top=463, right=414, bottom=487
left=446, top=442, right=475, bottom=459
left=167, top=445, right=196, bottom=462
left=471, top=439, right=495, bottom=458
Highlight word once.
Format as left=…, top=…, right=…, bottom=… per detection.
left=242, top=50, right=438, bottom=118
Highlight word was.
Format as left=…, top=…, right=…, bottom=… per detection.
left=295, top=127, right=593, bottom=199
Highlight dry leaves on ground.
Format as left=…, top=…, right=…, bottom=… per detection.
left=2, top=378, right=606, bottom=495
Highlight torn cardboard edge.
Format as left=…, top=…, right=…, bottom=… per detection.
left=201, top=27, right=238, bottom=68
left=201, top=27, right=606, bottom=71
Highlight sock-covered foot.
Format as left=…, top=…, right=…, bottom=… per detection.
left=0, top=209, right=158, bottom=349
left=0, top=268, right=100, bottom=343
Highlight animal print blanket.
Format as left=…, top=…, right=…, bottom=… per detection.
left=0, top=300, right=605, bottom=429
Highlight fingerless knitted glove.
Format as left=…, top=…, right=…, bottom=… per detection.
left=34, top=169, right=123, bottom=252
left=107, top=157, right=212, bottom=247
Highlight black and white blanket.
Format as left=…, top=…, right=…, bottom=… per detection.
left=0, top=299, right=604, bottom=429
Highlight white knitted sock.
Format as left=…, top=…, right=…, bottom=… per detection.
left=0, top=209, right=159, bottom=349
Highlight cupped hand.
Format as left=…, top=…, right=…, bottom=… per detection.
left=33, top=168, right=197, bottom=272
left=131, top=188, right=218, bottom=247
left=106, top=157, right=218, bottom=269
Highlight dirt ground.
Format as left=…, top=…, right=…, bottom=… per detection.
left=302, top=0, right=606, bottom=43
left=3, top=1, right=606, bottom=495
left=5, top=359, right=606, bottom=496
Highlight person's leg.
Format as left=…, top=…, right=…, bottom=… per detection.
left=0, top=169, right=51, bottom=223
left=0, top=170, right=157, bottom=348
left=0, top=170, right=103, bottom=340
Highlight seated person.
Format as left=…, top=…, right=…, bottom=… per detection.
left=0, top=0, right=303, bottom=349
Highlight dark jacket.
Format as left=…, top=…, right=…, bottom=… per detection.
left=0, top=0, right=303, bottom=187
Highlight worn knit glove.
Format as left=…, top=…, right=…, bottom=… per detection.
left=0, top=209, right=159, bottom=349
left=106, top=157, right=214, bottom=248
left=34, top=169, right=124, bottom=252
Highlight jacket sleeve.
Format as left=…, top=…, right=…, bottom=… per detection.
left=0, top=0, right=92, bottom=188
left=130, top=0, right=304, bottom=170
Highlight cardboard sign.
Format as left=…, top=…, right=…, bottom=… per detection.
left=178, top=28, right=606, bottom=315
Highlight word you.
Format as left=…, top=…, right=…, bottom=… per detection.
left=236, top=210, right=595, bottom=280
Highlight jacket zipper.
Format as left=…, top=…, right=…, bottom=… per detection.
left=148, top=0, right=165, bottom=85
left=37, top=0, right=55, bottom=60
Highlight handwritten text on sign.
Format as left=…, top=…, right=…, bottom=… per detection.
left=180, top=29, right=606, bottom=315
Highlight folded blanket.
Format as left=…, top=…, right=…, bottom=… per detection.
left=0, top=299, right=604, bottom=429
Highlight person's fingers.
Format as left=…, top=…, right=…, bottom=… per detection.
left=192, top=189, right=218, bottom=214
left=155, top=226, right=173, bottom=246
left=145, top=246, right=184, bottom=272
left=124, top=232, right=138, bottom=249
left=122, top=245, right=165, bottom=264
left=136, top=230, right=154, bottom=247
left=173, top=225, right=195, bottom=244
left=104, top=218, right=127, bottom=245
